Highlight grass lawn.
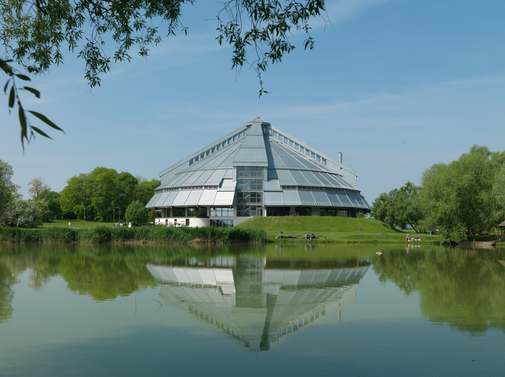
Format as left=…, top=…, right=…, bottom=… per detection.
left=38, top=219, right=117, bottom=229
left=235, top=216, right=440, bottom=244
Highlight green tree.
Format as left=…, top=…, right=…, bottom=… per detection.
left=1, top=1, right=325, bottom=94
left=371, top=181, right=422, bottom=233
left=125, top=200, right=149, bottom=225
left=1, top=198, right=42, bottom=227
left=492, top=164, right=505, bottom=223
left=60, top=173, right=89, bottom=219
left=135, top=177, right=161, bottom=205
left=418, top=146, right=505, bottom=243
left=0, top=160, right=16, bottom=223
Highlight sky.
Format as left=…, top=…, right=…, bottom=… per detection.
left=1, top=0, right=504, bottom=205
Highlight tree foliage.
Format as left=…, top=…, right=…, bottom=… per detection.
left=1, top=0, right=326, bottom=94
left=125, top=200, right=149, bottom=225
left=59, top=167, right=157, bottom=222
left=0, top=160, right=16, bottom=223
left=419, top=146, right=505, bottom=243
left=1, top=59, right=63, bottom=149
left=27, top=177, right=62, bottom=222
left=371, top=181, right=422, bottom=233
left=1, top=198, right=42, bottom=227
left=372, top=146, right=505, bottom=243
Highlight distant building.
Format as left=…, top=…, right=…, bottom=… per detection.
left=146, top=117, right=370, bottom=227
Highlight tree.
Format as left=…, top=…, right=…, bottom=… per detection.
left=1, top=198, right=42, bottom=227
left=1, top=1, right=325, bottom=93
left=371, top=182, right=423, bottom=233
left=0, top=160, right=15, bottom=223
left=492, top=164, right=505, bottom=223
left=27, top=177, right=51, bottom=200
left=135, top=177, right=161, bottom=205
left=418, top=146, right=505, bottom=243
left=125, top=200, right=149, bottom=225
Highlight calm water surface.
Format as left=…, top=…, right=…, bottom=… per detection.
left=0, top=243, right=504, bottom=377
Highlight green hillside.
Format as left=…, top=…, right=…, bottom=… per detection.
left=235, top=216, right=436, bottom=244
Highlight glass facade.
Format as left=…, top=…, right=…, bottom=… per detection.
left=267, top=207, right=291, bottom=216
left=210, top=207, right=234, bottom=217
left=237, top=167, right=263, bottom=217
left=188, top=207, right=207, bottom=217
left=320, top=208, right=336, bottom=216
left=295, top=207, right=311, bottom=216
left=172, top=208, right=185, bottom=217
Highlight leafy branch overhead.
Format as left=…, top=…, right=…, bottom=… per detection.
left=1, top=59, right=64, bottom=150
left=0, top=0, right=327, bottom=93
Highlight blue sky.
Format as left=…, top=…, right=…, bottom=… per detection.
left=1, top=0, right=504, bottom=204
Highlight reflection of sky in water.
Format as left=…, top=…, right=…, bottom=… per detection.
left=0, top=245, right=504, bottom=377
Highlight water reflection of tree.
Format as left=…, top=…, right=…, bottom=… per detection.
left=0, top=262, right=16, bottom=323
left=373, top=248, right=505, bottom=334
left=58, top=255, right=156, bottom=302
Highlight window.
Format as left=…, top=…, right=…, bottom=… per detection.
left=188, top=207, right=207, bottom=217
left=295, top=143, right=299, bottom=150
left=273, top=131, right=278, bottom=138
left=322, top=158, right=327, bottom=165
left=233, top=135, right=237, bottom=141
left=172, top=208, right=185, bottom=217
left=278, top=133, right=282, bottom=140
left=189, top=159, right=193, bottom=166
left=195, top=156, right=199, bottom=162
left=299, top=146, right=304, bottom=154
left=284, top=136, right=288, bottom=143
left=267, top=207, right=290, bottom=216
left=217, top=144, right=221, bottom=151
left=320, top=208, right=336, bottom=216
left=289, top=140, right=293, bottom=147
left=295, top=207, right=311, bottom=216
left=210, top=207, right=234, bottom=217
left=206, top=150, right=210, bottom=156
left=338, top=210, right=348, bottom=217
left=238, top=131, right=242, bottom=138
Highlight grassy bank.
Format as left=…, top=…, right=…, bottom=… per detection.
left=235, top=216, right=441, bottom=244
left=0, top=226, right=267, bottom=244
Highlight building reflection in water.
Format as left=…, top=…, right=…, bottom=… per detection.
left=147, top=256, right=369, bottom=353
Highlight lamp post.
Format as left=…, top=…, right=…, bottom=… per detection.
left=83, top=207, right=86, bottom=228
left=113, top=208, right=115, bottom=224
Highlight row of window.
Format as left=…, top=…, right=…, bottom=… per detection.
left=281, top=186, right=356, bottom=193
left=163, top=185, right=219, bottom=192
left=268, top=129, right=327, bottom=166
left=188, top=129, right=247, bottom=166
left=210, top=207, right=234, bottom=217
left=163, top=207, right=236, bottom=217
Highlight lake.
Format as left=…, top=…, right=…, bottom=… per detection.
left=0, top=243, right=504, bottom=377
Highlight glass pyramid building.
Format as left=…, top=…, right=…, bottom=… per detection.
left=146, top=117, right=370, bottom=227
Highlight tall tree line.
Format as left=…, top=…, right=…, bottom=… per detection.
left=0, top=162, right=160, bottom=226
left=60, top=167, right=160, bottom=221
left=371, top=146, right=505, bottom=243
